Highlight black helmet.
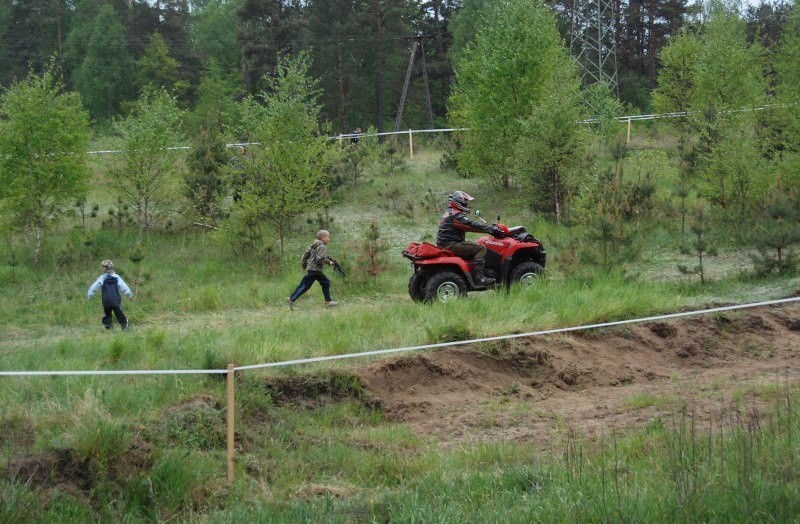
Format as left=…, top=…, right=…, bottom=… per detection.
left=448, top=190, right=474, bottom=213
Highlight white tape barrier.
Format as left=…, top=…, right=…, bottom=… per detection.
left=0, top=368, right=227, bottom=377
left=236, top=296, right=800, bottom=371
left=86, top=104, right=792, bottom=155
left=1, top=296, right=798, bottom=378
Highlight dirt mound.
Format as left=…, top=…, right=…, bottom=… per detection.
left=262, top=370, right=374, bottom=408
left=4, top=449, right=93, bottom=492
left=2, top=437, right=152, bottom=504
left=257, top=305, right=800, bottom=448
left=355, top=304, right=800, bottom=447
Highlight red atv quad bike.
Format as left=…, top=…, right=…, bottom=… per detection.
left=402, top=218, right=546, bottom=303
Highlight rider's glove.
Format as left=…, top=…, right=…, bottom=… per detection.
left=491, top=226, right=504, bottom=238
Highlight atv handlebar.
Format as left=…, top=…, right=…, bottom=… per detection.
left=491, top=226, right=506, bottom=238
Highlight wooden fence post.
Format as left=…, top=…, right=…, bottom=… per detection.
left=626, top=117, right=632, bottom=144
left=226, top=363, right=235, bottom=484
left=408, top=129, right=414, bottom=159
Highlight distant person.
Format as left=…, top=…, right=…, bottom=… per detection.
left=436, top=190, right=503, bottom=285
left=87, top=259, right=134, bottom=330
left=288, top=230, right=340, bottom=310
left=351, top=127, right=362, bottom=146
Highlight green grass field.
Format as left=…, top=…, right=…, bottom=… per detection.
left=1, top=139, right=799, bottom=522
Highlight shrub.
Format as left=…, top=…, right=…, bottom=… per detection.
left=157, top=398, right=225, bottom=451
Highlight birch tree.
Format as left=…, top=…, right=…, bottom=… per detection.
left=0, top=67, right=91, bottom=267
left=227, top=53, right=336, bottom=257
left=449, top=0, right=584, bottom=217
left=109, top=89, right=185, bottom=230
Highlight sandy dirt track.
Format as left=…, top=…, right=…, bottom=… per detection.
left=355, top=303, right=800, bottom=447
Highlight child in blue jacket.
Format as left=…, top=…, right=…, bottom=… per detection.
left=87, top=259, right=133, bottom=330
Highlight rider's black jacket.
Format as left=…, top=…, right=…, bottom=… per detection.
left=436, top=208, right=495, bottom=247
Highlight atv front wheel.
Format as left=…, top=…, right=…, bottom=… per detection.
left=408, top=272, right=427, bottom=302
left=509, top=261, right=544, bottom=288
left=423, top=271, right=467, bottom=303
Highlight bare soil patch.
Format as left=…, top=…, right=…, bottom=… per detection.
left=353, top=303, right=800, bottom=447
left=2, top=437, right=152, bottom=507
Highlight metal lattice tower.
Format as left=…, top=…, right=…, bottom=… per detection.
left=570, top=0, right=618, bottom=101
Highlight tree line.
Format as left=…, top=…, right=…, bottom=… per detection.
left=0, top=0, right=792, bottom=134
left=1, top=0, right=798, bottom=280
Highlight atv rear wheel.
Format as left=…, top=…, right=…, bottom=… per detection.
left=408, top=272, right=427, bottom=302
left=423, top=271, right=467, bottom=303
left=509, top=261, right=544, bottom=288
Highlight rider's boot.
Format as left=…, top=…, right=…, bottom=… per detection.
left=472, top=260, right=495, bottom=286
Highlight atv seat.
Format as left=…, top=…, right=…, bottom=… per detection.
left=402, top=241, right=454, bottom=260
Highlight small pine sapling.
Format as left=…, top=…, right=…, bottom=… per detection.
left=184, top=122, right=228, bottom=226
left=579, top=168, right=642, bottom=268
left=5, top=236, right=18, bottom=283
left=74, top=197, right=99, bottom=229
left=307, top=207, right=334, bottom=231
left=420, top=188, right=440, bottom=214
left=106, top=197, right=132, bottom=230
left=678, top=202, right=717, bottom=284
left=358, top=221, right=389, bottom=278
left=750, top=189, right=800, bottom=276
left=376, top=185, right=402, bottom=211
left=673, top=172, right=691, bottom=235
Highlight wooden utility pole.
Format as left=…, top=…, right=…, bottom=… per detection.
left=394, top=35, right=435, bottom=132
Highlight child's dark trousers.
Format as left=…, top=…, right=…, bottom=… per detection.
left=103, top=306, right=128, bottom=329
left=289, top=271, right=332, bottom=302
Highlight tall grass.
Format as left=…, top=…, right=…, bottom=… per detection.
left=2, top=143, right=799, bottom=521
left=200, top=392, right=798, bottom=523
left=3, top=372, right=798, bottom=522
left=1, top=270, right=687, bottom=376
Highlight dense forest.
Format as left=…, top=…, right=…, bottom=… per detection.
left=0, top=0, right=792, bottom=133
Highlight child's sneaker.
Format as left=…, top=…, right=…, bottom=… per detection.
left=325, top=301, right=339, bottom=307
left=287, top=297, right=294, bottom=311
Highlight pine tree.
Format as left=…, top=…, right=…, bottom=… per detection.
left=678, top=202, right=717, bottom=285
left=73, top=4, right=134, bottom=121
left=356, top=0, right=413, bottom=134
left=191, top=0, right=242, bottom=79
left=0, top=0, right=72, bottom=86
left=750, top=189, right=800, bottom=276
left=304, top=0, right=362, bottom=132
left=236, top=0, right=303, bottom=94
left=185, top=118, right=229, bottom=225
left=135, top=33, right=184, bottom=96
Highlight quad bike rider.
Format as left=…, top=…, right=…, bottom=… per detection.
left=436, top=190, right=502, bottom=286
left=402, top=190, right=546, bottom=302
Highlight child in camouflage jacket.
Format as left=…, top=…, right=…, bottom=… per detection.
left=288, top=230, right=339, bottom=310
